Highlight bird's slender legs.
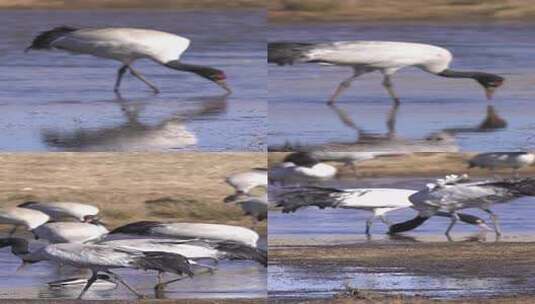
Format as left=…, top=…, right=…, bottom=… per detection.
left=328, top=71, right=365, bottom=105
left=365, top=215, right=375, bottom=236
left=483, top=208, right=502, bottom=236
left=445, top=212, right=459, bottom=240
left=386, top=102, right=400, bottom=138
left=105, top=270, right=145, bottom=298
left=382, top=75, right=401, bottom=105
left=128, top=66, right=160, bottom=94
left=77, top=271, right=99, bottom=299
left=8, top=225, right=18, bottom=236
left=114, top=65, right=128, bottom=92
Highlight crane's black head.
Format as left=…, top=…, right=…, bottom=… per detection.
left=284, top=152, right=319, bottom=168
left=165, top=61, right=231, bottom=93
left=473, top=73, right=504, bottom=100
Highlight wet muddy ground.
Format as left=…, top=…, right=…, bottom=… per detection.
left=269, top=241, right=535, bottom=302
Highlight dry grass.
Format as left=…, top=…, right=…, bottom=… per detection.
left=268, top=152, right=535, bottom=178
left=0, top=153, right=266, bottom=234
left=269, top=0, right=535, bottom=22
left=0, top=0, right=266, bottom=9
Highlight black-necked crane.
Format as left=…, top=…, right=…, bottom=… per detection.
left=109, top=221, right=260, bottom=248
left=0, top=207, right=50, bottom=236
left=18, top=201, right=100, bottom=222
left=224, top=168, right=268, bottom=203
left=389, top=175, right=535, bottom=238
left=268, top=41, right=504, bottom=104
left=269, top=152, right=337, bottom=185
left=26, top=26, right=231, bottom=94
left=273, top=185, right=488, bottom=236
left=468, top=152, right=535, bottom=176
left=0, top=238, right=193, bottom=299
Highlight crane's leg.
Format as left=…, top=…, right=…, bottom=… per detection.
left=154, top=267, right=211, bottom=292
left=77, top=271, right=99, bottom=299
left=105, top=270, right=145, bottom=299
left=365, top=215, right=375, bottom=236
left=386, top=102, right=400, bottom=138
left=482, top=208, right=502, bottom=236
left=327, top=70, right=366, bottom=105
left=127, top=66, right=160, bottom=94
left=445, top=212, right=459, bottom=240
left=114, top=65, right=128, bottom=92
left=382, top=75, right=401, bottom=105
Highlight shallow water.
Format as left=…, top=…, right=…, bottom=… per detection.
left=268, top=23, right=535, bottom=151
left=269, top=264, right=535, bottom=300
left=268, top=176, right=535, bottom=299
left=0, top=9, right=266, bottom=151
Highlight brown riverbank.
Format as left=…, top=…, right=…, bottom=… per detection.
left=269, top=0, right=535, bottom=23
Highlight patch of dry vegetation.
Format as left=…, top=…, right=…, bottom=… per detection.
left=269, top=0, right=535, bottom=22
left=0, top=153, right=266, bottom=235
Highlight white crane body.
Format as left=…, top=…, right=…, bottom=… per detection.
left=18, top=201, right=99, bottom=222
left=302, top=41, right=452, bottom=74
left=226, top=169, right=268, bottom=194
left=110, top=221, right=259, bottom=248
left=51, top=28, right=190, bottom=64
left=0, top=207, right=50, bottom=231
left=33, top=222, right=109, bottom=244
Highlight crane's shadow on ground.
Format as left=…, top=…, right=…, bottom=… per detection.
left=40, top=93, right=229, bottom=151
left=269, top=102, right=507, bottom=152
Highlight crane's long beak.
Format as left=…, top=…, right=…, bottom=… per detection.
left=216, top=80, right=232, bottom=94
left=485, top=86, right=497, bottom=100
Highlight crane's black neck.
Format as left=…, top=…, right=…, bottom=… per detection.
left=164, top=60, right=219, bottom=79
left=437, top=69, right=484, bottom=79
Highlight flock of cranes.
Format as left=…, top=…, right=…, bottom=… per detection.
left=270, top=151, right=535, bottom=239
left=0, top=170, right=268, bottom=299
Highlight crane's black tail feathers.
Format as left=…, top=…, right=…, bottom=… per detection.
left=134, top=251, right=194, bottom=277
left=25, top=26, right=78, bottom=52
left=274, top=186, right=347, bottom=213
left=268, top=42, right=315, bottom=66
left=109, top=221, right=162, bottom=235
left=388, top=216, right=429, bottom=234
left=484, top=177, right=535, bottom=196
left=214, top=241, right=267, bottom=267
